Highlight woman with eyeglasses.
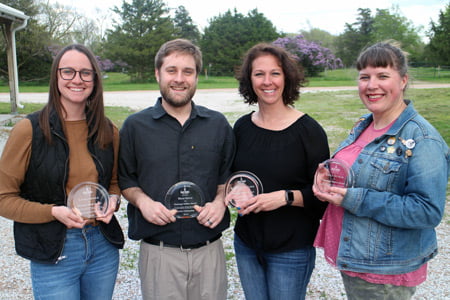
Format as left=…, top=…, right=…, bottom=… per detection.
left=0, top=44, right=124, bottom=299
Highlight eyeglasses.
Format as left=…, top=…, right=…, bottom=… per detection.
left=58, top=67, right=96, bottom=82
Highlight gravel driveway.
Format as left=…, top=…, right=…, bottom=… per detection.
left=0, top=85, right=449, bottom=299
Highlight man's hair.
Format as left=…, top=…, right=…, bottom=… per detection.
left=155, top=39, right=202, bottom=75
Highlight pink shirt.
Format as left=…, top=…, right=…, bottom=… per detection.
left=314, top=121, right=427, bottom=287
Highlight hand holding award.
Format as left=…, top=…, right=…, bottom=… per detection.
left=67, top=182, right=109, bottom=219
left=225, top=171, right=263, bottom=208
left=165, top=181, right=205, bottom=219
left=314, top=159, right=354, bottom=194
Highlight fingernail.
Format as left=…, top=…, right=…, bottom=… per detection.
left=238, top=213, right=242, bottom=217
left=237, top=207, right=241, bottom=210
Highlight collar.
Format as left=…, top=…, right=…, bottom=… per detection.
left=48, top=107, right=95, bottom=134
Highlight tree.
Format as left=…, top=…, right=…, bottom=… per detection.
left=173, top=6, right=200, bottom=44
left=335, top=8, right=373, bottom=67
left=200, top=8, right=279, bottom=76
left=273, top=35, right=343, bottom=77
left=71, top=17, right=103, bottom=54
left=104, top=0, right=175, bottom=82
left=38, top=0, right=81, bottom=45
left=300, top=28, right=337, bottom=54
left=0, top=0, right=53, bottom=83
left=371, top=6, right=423, bottom=62
left=0, top=0, right=109, bottom=83
left=37, top=1, right=104, bottom=52
left=427, top=2, right=450, bottom=65
left=335, top=7, right=424, bottom=66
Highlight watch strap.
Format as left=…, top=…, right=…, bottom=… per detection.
left=285, top=190, right=294, bottom=206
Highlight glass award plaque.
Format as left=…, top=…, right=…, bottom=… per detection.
left=165, top=181, right=205, bottom=219
left=225, top=171, right=263, bottom=208
left=67, top=182, right=109, bottom=219
left=314, top=158, right=354, bottom=193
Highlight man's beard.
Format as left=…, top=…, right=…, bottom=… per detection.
left=160, top=85, right=196, bottom=108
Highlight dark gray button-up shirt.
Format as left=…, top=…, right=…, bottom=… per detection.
left=119, top=98, right=235, bottom=245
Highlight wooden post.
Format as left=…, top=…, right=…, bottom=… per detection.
left=4, top=22, right=18, bottom=114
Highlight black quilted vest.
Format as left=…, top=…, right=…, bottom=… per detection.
left=14, top=110, right=124, bottom=264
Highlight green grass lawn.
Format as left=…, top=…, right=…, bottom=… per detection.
left=224, top=88, right=450, bottom=150
left=1, top=67, right=448, bottom=92
left=295, top=88, right=450, bottom=150
left=1, top=88, right=448, bottom=148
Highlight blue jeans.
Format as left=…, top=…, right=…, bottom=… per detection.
left=30, top=225, right=119, bottom=300
left=234, top=234, right=315, bottom=300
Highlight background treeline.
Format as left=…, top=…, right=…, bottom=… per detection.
left=1, top=0, right=449, bottom=84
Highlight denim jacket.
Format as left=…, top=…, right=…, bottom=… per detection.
left=335, top=100, right=450, bottom=275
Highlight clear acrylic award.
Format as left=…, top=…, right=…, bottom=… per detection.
left=314, top=159, right=354, bottom=193
left=225, top=171, right=263, bottom=208
left=165, top=181, right=205, bottom=219
left=67, top=182, right=109, bottom=219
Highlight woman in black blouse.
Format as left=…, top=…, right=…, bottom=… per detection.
left=227, top=43, right=329, bottom=300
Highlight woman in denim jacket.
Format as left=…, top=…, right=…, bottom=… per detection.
left=313, top=42, right=450, bottom=300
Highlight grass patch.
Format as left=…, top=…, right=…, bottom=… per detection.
left=296, top=88, right=450, bottom=148
left=405, top=88, right=450, bottom=145
left=306, top=68, right=358, bottom=88
left=197, top=76, right=239, bottom=89
left=1, top=67, right=448, bottom=93
left=295, top=90, right=365, bottom=150
left=0, top=87, right=450, bottom=151
left=1, top=88, right=448, bottom=147
left=0, top=103, right=44, bottom=115
left=410, top=67, right=450, bottom=83
left=105, top=106, right=140, bottom=128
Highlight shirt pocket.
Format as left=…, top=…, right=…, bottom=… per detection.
left=367, top=158, right=403, bottom=191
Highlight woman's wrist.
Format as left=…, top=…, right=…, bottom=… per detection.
left=109, top=194, right=121, bottom=211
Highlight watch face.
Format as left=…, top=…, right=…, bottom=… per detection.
left=286, top=190, right=294, bottom=205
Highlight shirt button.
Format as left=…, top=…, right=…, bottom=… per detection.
left=342, top=264, right=348, bottom=268
left=358, top=159, right=363, bottom=164
left=343, top=237, right=350, bottom=242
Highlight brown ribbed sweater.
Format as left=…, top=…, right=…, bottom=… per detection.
left=0, top=118, right=120, bottom=223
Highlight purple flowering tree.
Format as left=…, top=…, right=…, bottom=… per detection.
left=273, top=35, right=343, bottom=76
left=96, top=57, right=115, bottom=72
left=113, top=60, right=129, bottom=73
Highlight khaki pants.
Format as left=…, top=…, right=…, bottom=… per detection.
left=139, top=238, right=227, bottom=300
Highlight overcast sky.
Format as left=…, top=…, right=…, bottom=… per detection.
left=52, top=0, right=446, bottom=38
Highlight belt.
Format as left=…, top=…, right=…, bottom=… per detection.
left=143, top=234, right=221, bottom=251
left=85, top=219, right=99, bottom=226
